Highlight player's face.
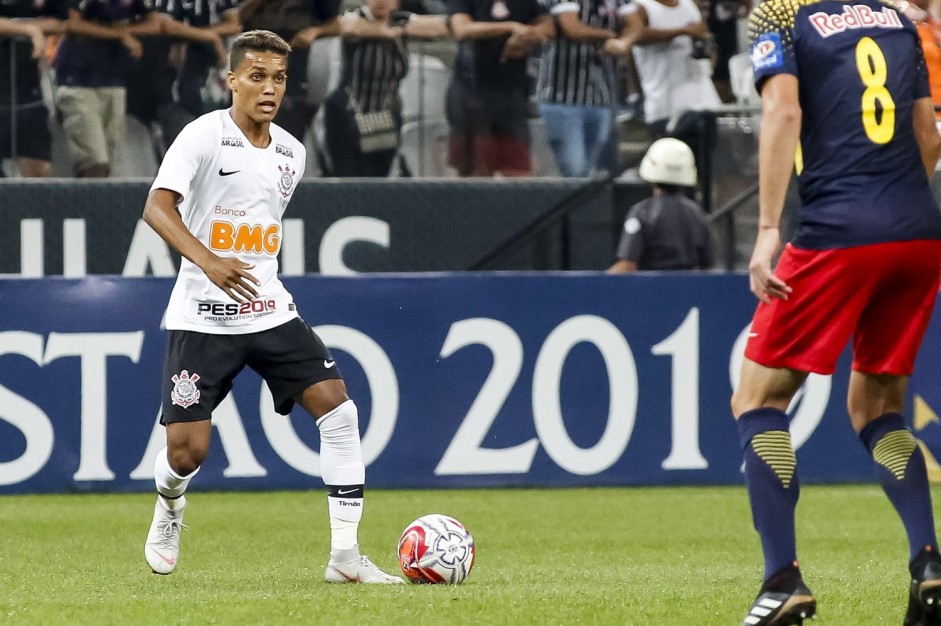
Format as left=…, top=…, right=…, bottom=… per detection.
left=228, top=51, right=288, bottom=124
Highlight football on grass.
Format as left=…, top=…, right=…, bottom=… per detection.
left=397, top=514, right=475, bottom=584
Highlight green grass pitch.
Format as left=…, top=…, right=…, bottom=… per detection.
left=0, top=485, right=930, bottom=625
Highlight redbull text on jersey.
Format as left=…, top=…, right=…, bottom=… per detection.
left=808, top=4, right=903, bottom=38
left=209, top=221, right=281, bottom=255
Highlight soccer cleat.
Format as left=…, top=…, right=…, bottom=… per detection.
left=905, top=547, right=941, bottom=626
left=325, top=553, right=405, bottom=584
left=144, top=496, right=186, bottom=575
left=741, top=565, right=816, bottom=626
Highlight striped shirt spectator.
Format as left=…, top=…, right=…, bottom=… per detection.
left=535, top=0, right=633, bottom=176
left=324, top=1, right=447, bottom=176
left=240, top=0, right=342, bottom=143
left=155, top=0, right=240, bottom=116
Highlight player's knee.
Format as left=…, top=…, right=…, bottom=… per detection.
left=731, top=388, right=791, bottom=419
left=167, top=445, right=207, bottom=476
left=731, top=388, right=759, bottom=419
left=317, top=399, right=359, bottom=436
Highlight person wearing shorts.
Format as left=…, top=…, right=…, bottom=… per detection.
left=56, top=0, right=161, bottom=177
left=0, top=0, right=67, bottom=177
left=446, top=0, right=552, bottom=177
left=141, top=30, right=402, bottom=584
left=733, top=1, right=941, bottom=624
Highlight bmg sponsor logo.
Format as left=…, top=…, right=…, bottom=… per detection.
left=209, top=220, right=281, bottom=254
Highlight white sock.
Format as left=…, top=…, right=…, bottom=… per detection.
left=154, top=446, right=198, bottom=511
left=318, top=401, right=365, bottom=554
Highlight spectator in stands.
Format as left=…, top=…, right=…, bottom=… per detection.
left=608, top=137, right=714, bottom=272
left=703, top=0, right=748, bottom=103
left=626, top=0, right=720, bottom=137
left=0, top=1, right=67, bottom=177
left=56, top=0, right=162, bottom=177
left=124, top=6, right=230, bottom=159
left=447, top=0, right=553, bottom=177
left=534, top=0, right=635, bottom=177
left=239, top=0, right=342, bottom=144
left=161, top=0, right=240, bottom=118
left=905, top=0, right=941, bottom=122
left=324, top=0, right=448, bottom=176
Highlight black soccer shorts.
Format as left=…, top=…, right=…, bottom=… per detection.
left=159, top=317, right=343, bottom=424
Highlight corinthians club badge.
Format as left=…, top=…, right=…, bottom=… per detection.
left=277, top=163, right=296, bottom=198
left=170, top=370, right=201, bottom=408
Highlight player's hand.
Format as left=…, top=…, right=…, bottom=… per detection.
left=290, top=26, right=319, bottom=48
left=684, top=22, right=709, bottom=38
left=602, top=38, right=631, bottom=56
left=202, top=256, right=261, bottom=303
left=122, top=34, right=143, bottom=59
left=748, top=227, right=792, bottom=304
left=500, top=34, right=532, bottom=62
left=25, top=25, right=46, bottom=60
left=211, top=34, right=228, bottom=68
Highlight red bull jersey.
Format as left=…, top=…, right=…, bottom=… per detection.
left=749, top=0, right=941, bottom=249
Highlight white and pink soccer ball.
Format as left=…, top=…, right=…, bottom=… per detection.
left=397, top=514, right=476, bottom=584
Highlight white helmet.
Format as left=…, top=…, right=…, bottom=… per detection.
left=638, top=138, right=698, bottom=187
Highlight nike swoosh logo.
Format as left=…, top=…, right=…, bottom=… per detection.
left=324, top=360, right=336, bottom=368
left=150, top=549, right=176, bottom=566
left=219, top=168, right=240, bottom=176
left=337, top=488, right=358, bottom=495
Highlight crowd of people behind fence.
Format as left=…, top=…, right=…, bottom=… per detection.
left=0, top=0, right=754, bottom=179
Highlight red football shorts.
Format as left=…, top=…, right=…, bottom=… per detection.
left=745, top=240, right=941, bottom=375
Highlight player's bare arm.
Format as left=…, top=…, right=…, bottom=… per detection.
left=158, top=13, right=228, bottom=68
left=627, top=6, right=706, bottom=45
left=449, top=14, right=527, bottom=41
left=291, top=17, right=341, bottom=48
left=64, top=7, right=156, bottom=58
left=751, top=73, right=800, bottom=304
left=0, top=17, right=47, bottom=59
left=913, top=97, right=941, bottom=178
left=554, top=11, right=612, bottom=43
left=143, top=189, right=260, bottom=303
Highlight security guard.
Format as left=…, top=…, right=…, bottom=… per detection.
left=608, top=137, right=715, bottom=272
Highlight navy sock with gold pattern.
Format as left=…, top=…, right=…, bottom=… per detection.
left=738, top=407, right=800, bottom=581
left=860, top=412, right=938, bottom=562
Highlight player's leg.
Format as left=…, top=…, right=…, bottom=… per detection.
left=146, top=421, right=210, bottom=575
left=56, top=86, right=111, bottom=177
left=251, top=319, right=402, bottom=584
left=731, top=245, right=871, bottom=624
left=295, top=380, right=401, bottom=583
left=732, top=359, right=816, bottom=626
left=850, top=240, right=941, bottom=623
left=145, top=330, right=243, bottom=575
left=852, top=372, right=941, bottom=626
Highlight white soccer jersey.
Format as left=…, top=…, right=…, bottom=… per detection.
left=151, top=109, right=306, bottom=334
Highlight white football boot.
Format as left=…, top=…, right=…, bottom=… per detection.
left=144, top=496, right=186, bottom=575
left=325, top=548, right=404, bottom=584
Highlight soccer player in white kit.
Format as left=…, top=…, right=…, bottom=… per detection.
left=141, top=30, right=402, bottom=584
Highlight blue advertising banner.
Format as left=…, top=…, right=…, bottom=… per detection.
left=1, top=273, right=935, bottom=494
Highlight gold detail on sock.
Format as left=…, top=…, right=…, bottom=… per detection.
left=873, top=430, right=917, bottom=480
left=751, top=431, right=796, bottom=488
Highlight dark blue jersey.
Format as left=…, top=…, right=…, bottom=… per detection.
left=749, top=0, right=941, bottom=249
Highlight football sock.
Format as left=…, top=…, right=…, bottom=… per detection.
left=738, top=407, right=800, bottom=580
left=318, top=400, right=366, bottom=554
left=859, top=412, right=938, bottom=561
left=154, top=446, right=197, bottom=511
